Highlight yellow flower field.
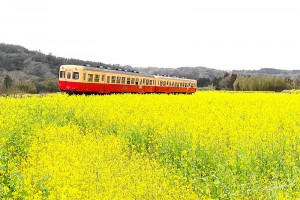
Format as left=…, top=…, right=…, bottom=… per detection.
left=1, top=92, right=300, bottom=199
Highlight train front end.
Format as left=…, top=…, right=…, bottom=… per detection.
left=58, top=65, right=82, bottom=94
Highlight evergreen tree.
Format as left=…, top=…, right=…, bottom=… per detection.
left=3, top=75, right=13, bottom=89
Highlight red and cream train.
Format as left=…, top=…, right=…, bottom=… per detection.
left=58, top=65, right=197, bottom=94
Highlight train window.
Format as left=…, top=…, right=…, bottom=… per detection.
left=88, top=74, right=93, bottom=82
left=94, top=75, right=100, bottom=82
left=127, top=78, right=131, bottom=84
left=121, top=77, right=126, bottom=84
left=67, top=72, right=71, bottom=79
left=146, top=79, right=149, bottom=85
left=111, top=76, right=116, bottom=83
left=101, top=75, right=105, bottom=82
left=83, top=73, right=86, bottom=81
left=107, top=76, right=110, bottom=83
left=59, top=71, right=65, bottom=78
left=149, top=80, right=153, bottom=85
left=72, top=72, right=79, bottom=80
left=117, top=77, right=121, bottom=84
left=136, top=78, right=139, bottom=85
left=139, top=80, right=142, bottom=85
left=142, top=79, right=145, bottom=84
left=131, top=78, right=135, bottom=84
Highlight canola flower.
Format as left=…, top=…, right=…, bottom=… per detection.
left=1, top=92, right=300, bottom=199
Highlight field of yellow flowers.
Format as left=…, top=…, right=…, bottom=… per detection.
left=1, top=92, right=300, bottom=199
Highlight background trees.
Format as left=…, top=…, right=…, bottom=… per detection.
left=233, top=76, right=293, bottom=91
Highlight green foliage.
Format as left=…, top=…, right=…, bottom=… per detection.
left=16, top=82, right=37, bottom=94
left=197, top=78, right=210, bottom=87
left=126, top=128, right=155, bottom=153
left=0, top=130, right=29, bottom=199
left=233, top=76, right=293, bottom=91
left=36, top=79, right=59, bottom=93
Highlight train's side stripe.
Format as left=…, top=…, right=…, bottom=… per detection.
left=58, top=81, right=196, bottom=94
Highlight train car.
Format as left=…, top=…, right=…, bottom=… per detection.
left=58, top=65, right=197, bottom=94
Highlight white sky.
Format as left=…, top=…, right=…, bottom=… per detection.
left=1, top=0, right=300, bottom=70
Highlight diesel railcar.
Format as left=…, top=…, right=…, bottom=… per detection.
left=58, top=65, right=197, bottom=94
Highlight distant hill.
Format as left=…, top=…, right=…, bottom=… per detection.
left=135, top=66, right=226, bottom=80
left=233, top=68, right=300, bottom=79
left=0, top=43, right=116, bottom=82
left=1, top=43, right=300, bottom=93
left=0, top=43, right=125, bottom=93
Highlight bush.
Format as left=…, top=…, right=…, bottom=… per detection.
left=233, top=76, right=292, bottom=92
left=16, top=82, right=37, bottom=94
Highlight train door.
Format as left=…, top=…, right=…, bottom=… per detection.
left=58, top=70, right=66, bottom=89
left=139, top=79, right=144, bottom=93
left=99, top=74, right=105, bottom=94
left=64, top=70, right=72, bottom=90
left=82, top=73, right=86, bottom=91
left=104, top=75, right=110, bottom=94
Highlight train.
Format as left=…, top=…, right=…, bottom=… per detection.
left=58, top=65, right=197, bottom=94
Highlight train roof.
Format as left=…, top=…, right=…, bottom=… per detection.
left=153, top=75, right=196, bottom=82
left=60, top=65, right=196, bottom=82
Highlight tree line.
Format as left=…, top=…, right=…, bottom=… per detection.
left=197, top=72, right=300, bottom=91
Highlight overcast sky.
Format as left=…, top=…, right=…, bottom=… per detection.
left=1, top=0, right=300, bottom=70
